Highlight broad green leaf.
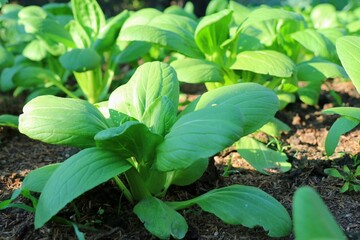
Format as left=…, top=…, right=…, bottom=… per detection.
left=296, top=60, right=348, bottom=105
left=60, top=48, right=101, bottom=72
left=171, top=158, right=208, bottom=186
left=231, top=50, right=295, bottom=78
left=18, top=5, right=47, bottom=19
left=120, top=13, right=202, bottom=58
left=71, top=0, right=106, bottom=39
left=235, top=136, right=290, bottom=174
left=93, top=10, right=129, bottom=53
left=260, top=117, right=291, bottom=137
left=240, top=7, right=304, bottom=31
left=336, top=36, right=360, bottom=93
left=19, top=95, right=109, bottom=148
left=141, top=96, right=177, bottom=136
left=121, top=8, right=161, bottom=29
left=155, top=105, right=243, bottom=172
left=324, top=168, right=344, bottom=179
left=115, top=41, right=152, bottom=64
left=228, top=1, right=250, bottom=25
left=35, top=148, right=132, bottom=228
left=293, top=186, right=347, bottom=240
left=66, top=20, right=91, bottom=48
left=292, top=29, right=336, bottom=60
left=0, top=65, right=22, bottom=92
left=171, top=58, right=224, bottom=84
left=22, top=39, right=47, bottom=61
left=164, top=5, right=196, bottom=20
left=20, top=17, right=75, bottom=48
left=0, top=45, right=13, bottom=69
left=12, top=66, right=60, bottom=88
left=167, top=185, right=292, bottom=237
left=195, top=9, right=232, bottom=55
left=296, top=60, right=348, bottom=82
left=95, top=121, right=163, bottom=166
left=108, top=62, right=179, bottom=122
left=323, top=107, right=360, bottom=121
left=134, top=197, right=188, bottom=239
left=205, top=0, right=228, bottom=15
left=323, top=116, right=359, bottom=156
left=0, top=114, right=18, bottom=128
left=22, top=164, right=60, bottom=192
left=310, top=4, right=338, bottom=29
left=181, top=83, right=279, bottom=135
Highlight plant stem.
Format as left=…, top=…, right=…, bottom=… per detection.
left=125, top=167, right=152, bottom=201
left=113, top=176, right=134, bottom=203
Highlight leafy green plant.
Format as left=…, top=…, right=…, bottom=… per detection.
left=0, top=114, right=18, bottom=128
left=323, top=36, right=360, bottom=156
left=1, top=62, right=291, bottom=238
left=293, top=186, right=347, bottom=240
left=325, top=165, right=360, bottom=192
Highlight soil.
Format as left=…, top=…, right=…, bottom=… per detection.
left=1, top=79, right=360, bottom=240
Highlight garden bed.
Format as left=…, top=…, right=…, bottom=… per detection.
left=1, top=79, right=359, bottom=239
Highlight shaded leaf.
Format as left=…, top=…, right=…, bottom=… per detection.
left=134, top=197, right=188, bottom=239
left=22, top=164, right=61, bottom=192
left=235, top=136, right=291, bottom=174
left=35, top=148, right=131, bottom=228
left=293, top=186, right=347, bottom=240
left=171, top=58, right=224, bottom=84
left=155, top=105, right=243, bottom=171
left=336, top=36, right=360, bottom=93
left=60, top=48, right=101, bottom=72
left=181, top=83, right=279, bottom=135
left=19, top=95, right=109, bottom=148
left=0, top=114, right=18, bottom=128
left=167, top=185, right=292, bottom=237
left=231, top=50, right=295, bottom=78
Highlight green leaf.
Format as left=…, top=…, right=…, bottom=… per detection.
left=0, top=114, right=18, bottom=128
left=231, top=50, right=295, bottom=78
left=120, top=13, right=202, bottom=58
left=59, top=48, right=102, bottom=72
left=155, top=105, right=244, bottom=172
left=296, top=60, right=348, bottom=82
left=293, top=186, right=347, bottom=240
left=0, top=45, right=14, bottom=69
left=240, top=7, right=304, bottom=30
left=235, top=136, right=291, bottom=174
left=310, top=4, right=338, bottom=29
left=71, top=0, right=106, bottom=39
left=195, top=9, right=232, bottom=55
left=22, top=164, right=61, bottom=192
left=12, top=66, right=60, bottom=88
left=35, top=148, right=131, bottom=228
left=324, top=168, right=344, bottom=180
left=18, top=5, right=47, bottom=19
left=141, top=96, right=177, bottom=136
left=181, top=83, right=279, bottom=135
left=292, top=29, right=336, bottom=60
left=336, top=36, right=360, bottom=93
left=134, top=197, right=188, bottom=239
left=167, top=185, right=292, bottom=237
left=19, top=95, right=109, bottom=148
left=108, top=62, right=179, bottom=122
left=66, top=20, right=91, bottom=48
left=115, top=41, right=152, bottom=64
left=20, top=17, right=75, bottom=49
left=171, top=158, right=208, bottom=186
left=260, top=117, right=291, bottom=137
left=95, top=121, right=163, bottom=166
left=93, top=10, right=129, bottom=53
left=205, top=0, right=228, bottom=15
left=323, top=116, right=359, bottom=156
left=22, top=39, right=48, bottom=61
left=171, top=58, right=224, bottom=84
left=323, top=107, right=360, bottom=121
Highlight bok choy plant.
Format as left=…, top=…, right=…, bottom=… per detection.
left=323, top=36, right=360, bottom=156
left=119, top=4, right=296, bottom=174
left=1, top=62, right=291, bottom=238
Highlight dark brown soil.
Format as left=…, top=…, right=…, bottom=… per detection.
left=1, top=79, right=360, bottom=240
